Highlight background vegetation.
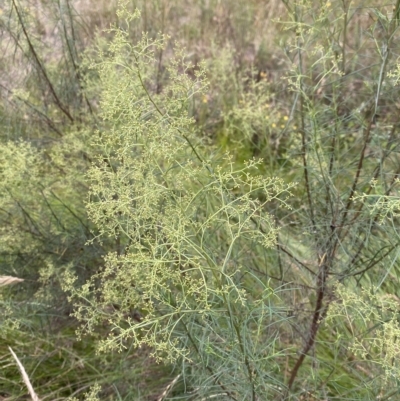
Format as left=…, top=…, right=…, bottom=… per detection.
left=1, top=0, right=400, bottom=400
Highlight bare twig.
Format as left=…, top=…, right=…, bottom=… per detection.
left=157, top=374, right=181, bottom=401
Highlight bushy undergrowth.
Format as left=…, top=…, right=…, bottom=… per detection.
left=2, top=0, right=400, bottom=400
left=63, top=11, right=295, bottom=400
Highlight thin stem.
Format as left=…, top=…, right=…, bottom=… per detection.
left=12, top=0, right=74, bottom=122
left=286, top=254, right=330, bottom=392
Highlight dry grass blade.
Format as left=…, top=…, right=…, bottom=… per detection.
left=0, top=276, right=24, bottom=287
left=9, top=347, right=40, bottom=401
left=157, top=374, right=181, bottom=401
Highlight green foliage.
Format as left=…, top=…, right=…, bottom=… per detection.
left=4, top=0, right=400, bottom=399
left=328, top=283, right=400, bottom=384
left=0, top=1, right=167, bottom=399
left=65, top=8, right=295, bottom=399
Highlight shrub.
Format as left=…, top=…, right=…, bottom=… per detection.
left=65, top=7, right=295, bottom=400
